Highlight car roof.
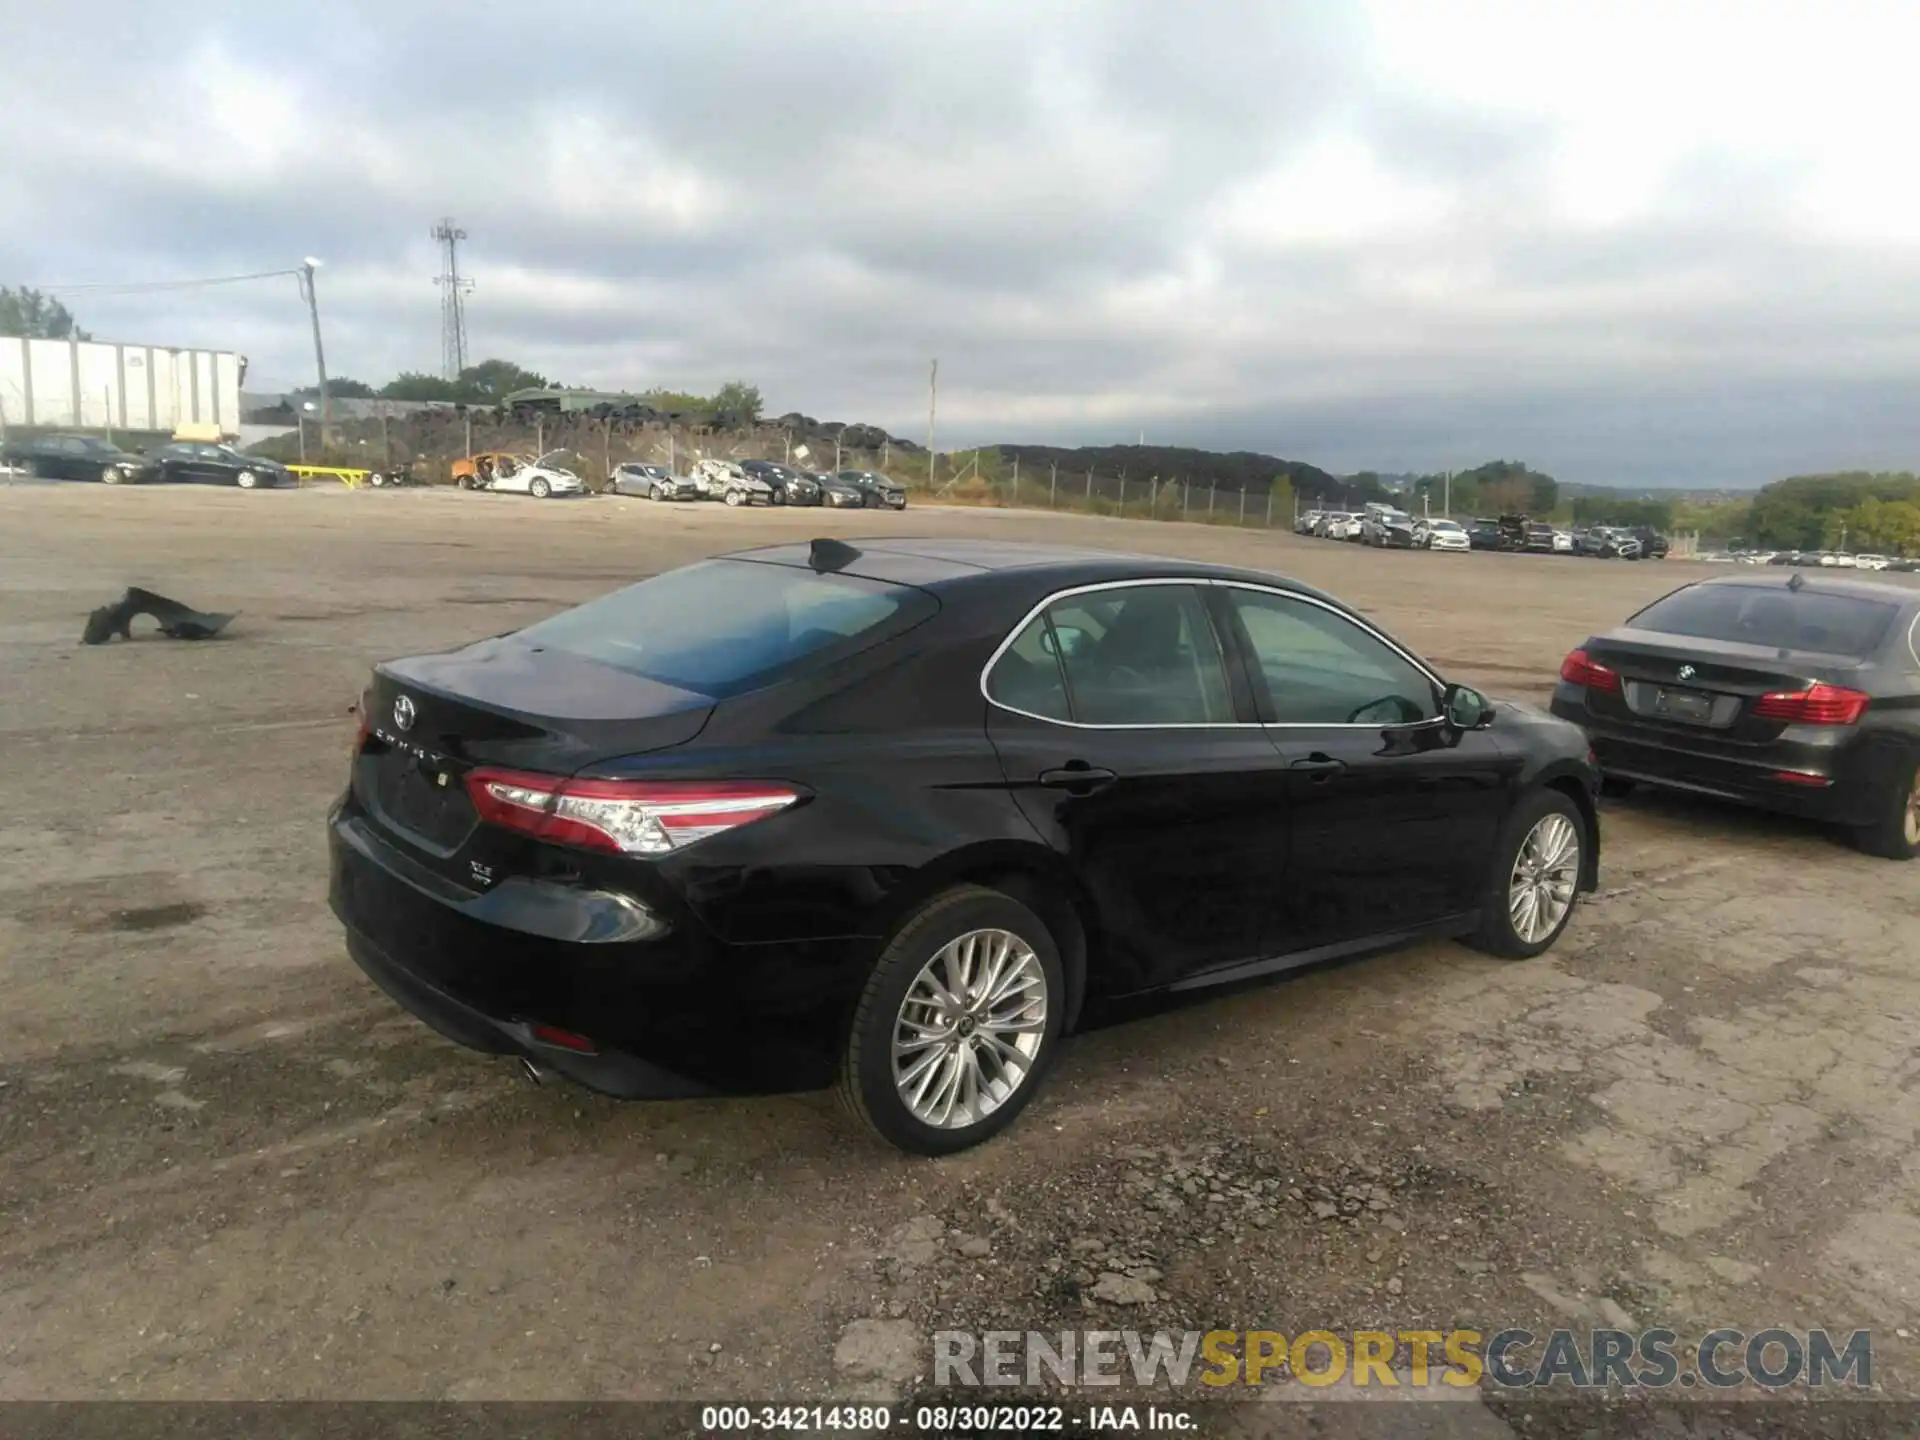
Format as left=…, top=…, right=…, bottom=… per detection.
left=720, top=536, right=1355, bottom=607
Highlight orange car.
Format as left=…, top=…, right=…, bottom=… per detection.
left=450, top=451, right=533, bottom=490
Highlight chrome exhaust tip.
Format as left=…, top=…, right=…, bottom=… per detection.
left=519, top=1057, right=549, bottom=1086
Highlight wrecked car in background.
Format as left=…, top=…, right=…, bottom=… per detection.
left=690, top=459, right=774, bottom=507
left=478, top=450, right=587, bottom=500
left=611, top=463, right=700, bottom=501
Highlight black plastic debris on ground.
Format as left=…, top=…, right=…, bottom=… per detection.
left=82, top=588, right=237, bottom=645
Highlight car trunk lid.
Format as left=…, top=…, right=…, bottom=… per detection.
left=1578, top=628, right=1867, bottom=739
left=355, top=637, right=713, bottom=861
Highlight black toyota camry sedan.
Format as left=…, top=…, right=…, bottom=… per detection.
left=1551, top=572, right=1920, bottom=859
left=329, top=538, right=1601, bottom=1153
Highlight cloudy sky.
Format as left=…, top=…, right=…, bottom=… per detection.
left=4, top=0, right=1917, bottom=486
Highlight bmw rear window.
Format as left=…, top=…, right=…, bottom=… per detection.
left=514, top=558, right=936, bottom=697
left=1628, top=584, right=1899, bottom=658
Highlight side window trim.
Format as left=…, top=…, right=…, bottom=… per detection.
left=980, top=578, right=1255, bottom=730
left=1218, top=582, right=1447, bottom=730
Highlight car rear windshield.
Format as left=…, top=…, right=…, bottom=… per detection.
left=1628, top=584, right=1900, bottom=658
left=513, top=558, right=936, bottom=698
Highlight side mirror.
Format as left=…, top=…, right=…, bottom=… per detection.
left=1040, top=624, right=1090, bottom=659
left=1443, top=683, right=1494, bottom=730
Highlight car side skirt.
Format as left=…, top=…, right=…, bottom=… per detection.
left=1167, top=911, right=1480, bottom=993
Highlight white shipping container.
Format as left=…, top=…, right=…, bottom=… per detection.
left=0, top=337, right=246, bottom=437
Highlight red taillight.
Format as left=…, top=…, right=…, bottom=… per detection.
left=1750, top=683, right=1870, bottom=726
left=464, top=768, right=800, bottom=855
left=353, top=700, right=372, bottom=754
left=1772, top=770, right=1834, bottom=787
left=529, top=1023, right=598, bottom=1054
left=1560, top=649, right=1621, bottom=693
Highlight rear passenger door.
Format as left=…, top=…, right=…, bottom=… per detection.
left=1217, top=585, right=1515, bottom=955
left=984, top=580, right=1294, bottom=995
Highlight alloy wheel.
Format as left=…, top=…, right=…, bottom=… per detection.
left=1509, top=813, right=1580, bottom=944
left=891, top=928, right=1047, bottom=1130
left=1905, top=770, right=1920, bottom=847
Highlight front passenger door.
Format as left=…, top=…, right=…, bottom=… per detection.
left=1219, top=586, right=1516, bottom=956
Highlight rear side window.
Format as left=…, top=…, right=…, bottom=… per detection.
left=1629, top=585, right=1899, bottom=659
left=515, top=559, right=935, bottom=698
left=989, top=584, right=1234, bottom=725
left=986, top=616, right=1072, bottom=721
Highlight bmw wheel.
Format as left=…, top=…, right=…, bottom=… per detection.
left=529, top=477, right=552, bottom=499
left=1464, top=789, right=1587, bottom=959
left=235, top=470, right=259, bottom=490
left=1850, top=750, right=1920, bottom=861
left=838, top=885, right=1065, bottom=1155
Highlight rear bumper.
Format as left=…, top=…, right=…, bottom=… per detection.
left=327, top=802, right=856, bottom=1097
left=1549, top=684, right=1888, bottom=825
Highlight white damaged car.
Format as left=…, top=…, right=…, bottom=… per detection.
left=489, top=449, right=588, bottom=499
left=691, top=458, right=775, bottom=507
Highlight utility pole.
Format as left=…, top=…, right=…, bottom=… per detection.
left=1443, top=469, right=1452, bottom=518
left=926, top=359, right=938, bottom=491
left=297, top=259, right=330, bottom=447
left=433, top=219, right=474, bottom=380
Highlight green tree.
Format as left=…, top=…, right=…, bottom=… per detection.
left=459, top=358, right=552, bottom=400
left=379, top=372, right=463, bottom=402
left=294, top=377, right=376, bottom=399
left=1748, top=471, right=1920, bottom=548
left=0, top=286, right=90, bottom=340
left=1451, top=460, right=1558, bottom=516
left=1832, top=497, right=1920, bottom=554
left=712, top=380, right=764, bottom=424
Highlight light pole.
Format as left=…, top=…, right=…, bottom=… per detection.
left=297, top=258, right=330, bottom=447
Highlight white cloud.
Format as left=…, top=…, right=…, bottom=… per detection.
left=2, top=0, right=1918, bottom=483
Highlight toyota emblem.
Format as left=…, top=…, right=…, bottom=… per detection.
left=1677, top=664, right=1697, bottom=681
left=392, top=694, right=416, bottom=732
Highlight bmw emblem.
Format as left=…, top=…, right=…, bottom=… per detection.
left=392, top=694, right=416, bottom=732
left=1677, top=664, right=1697, bottom=681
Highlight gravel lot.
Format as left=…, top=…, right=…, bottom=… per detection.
left=2, top=484, right=1916, bottom=1421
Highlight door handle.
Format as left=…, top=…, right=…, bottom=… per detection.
left=1289, top=754, right=1346, bottom=782
left=1039, top=764, right=1117, bottom=793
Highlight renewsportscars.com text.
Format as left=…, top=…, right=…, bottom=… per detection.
left=933, top=1328, right=1873, bottom=1390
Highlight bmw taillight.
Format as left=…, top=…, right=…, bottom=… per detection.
left=1559, top=649, right=1622, bottom=693
left=1750, top=683, right=1870, bottom=726
left=464, top=769, right=801, bottom=855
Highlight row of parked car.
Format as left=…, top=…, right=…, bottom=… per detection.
left=1722, top=550, right=1920, bottom=572
left=1297, top=505, right=1672, bottom=560
left=452, top=451, right=909, bottom=509
left=1, top=432, right=298, bottom=488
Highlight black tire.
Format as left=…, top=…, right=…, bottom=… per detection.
left=1461, top=788, right=1589, bottom=960
left=529, top=478, right=551, bottom=499
left=1848, top=750, right=1920, bottom=861
left=837, top=884, right=1066, bottom=1156
left=235, top=470, right=259, bottom=490
left=1599, top=776, right=1637, bottom=799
